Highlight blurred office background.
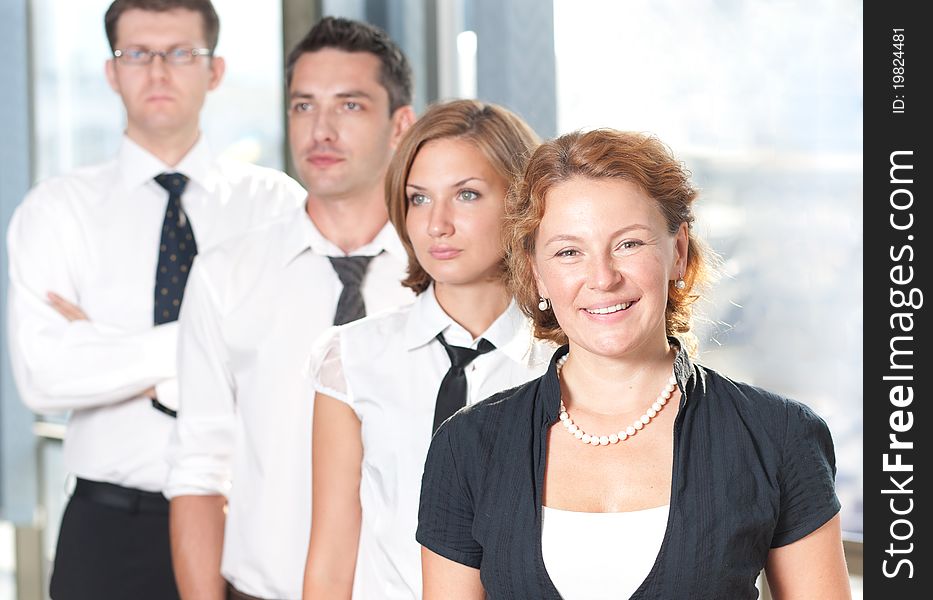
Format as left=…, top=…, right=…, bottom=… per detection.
left=1, top=0, right=861, bottom=598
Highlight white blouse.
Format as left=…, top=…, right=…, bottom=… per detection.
left=541, top=504, right=670, bottom=599
left=312, top=286, right=556, bottom=599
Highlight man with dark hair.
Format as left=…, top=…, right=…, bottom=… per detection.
left=165, top=17, right=415, bottom=600
left=5, top=1, right=304, bottom=598
left=105, top=0, right=221, bottom=53
left=284, top=15, right=412, bottom=113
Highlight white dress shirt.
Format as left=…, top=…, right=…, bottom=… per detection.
left=165, top=213, right=413, bottom=600
left=312, top=287, right=557, bottom=599
left=541, top=504, right=669, bottom=599
left=5, top=135, right=305, bottom=492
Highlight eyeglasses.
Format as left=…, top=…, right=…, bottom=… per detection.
left=113, top=47, right=213, bottom=66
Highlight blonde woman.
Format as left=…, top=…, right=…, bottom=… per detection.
left=303, top=100, right=556, bottom=599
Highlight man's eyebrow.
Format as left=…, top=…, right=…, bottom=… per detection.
left=335, top=91, right=374, bottom=100
left=288, top=90, right=375, bottom=101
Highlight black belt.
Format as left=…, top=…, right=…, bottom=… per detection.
left=227, top=582, right=274, bottom=600
left=72, top=478, right=169, bottom=514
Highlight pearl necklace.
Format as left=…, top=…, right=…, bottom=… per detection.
left=555, top=354, right=677, bottom=446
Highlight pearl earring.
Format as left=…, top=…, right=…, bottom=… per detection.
left=538, top=297, right=551, bottom=311
left=674, top=277, right=686, bottom=290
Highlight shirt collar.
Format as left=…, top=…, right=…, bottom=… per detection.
left=369, top=220, right=408, bottom=263
left=670, top=336, right=693, bottom=391
left=280, top=212, right=406, bottom=266
left=404, top=286, right=537, bottom=366
left=481, top=300, right=538, bottom=366
left=541, top=336, right=695, bottom=423
left=117, top=134, right=214, bottom=193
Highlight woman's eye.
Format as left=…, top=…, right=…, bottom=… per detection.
left=556, top=249, right=579, bottom=258
left=619, top=240, right=644, bottom=250
left=456, top=190, right=479, bottom=202
left=409, top=193, right=429, bottom=206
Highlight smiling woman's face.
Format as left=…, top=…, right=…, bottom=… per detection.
left=533, top=176, right=687, bottom=361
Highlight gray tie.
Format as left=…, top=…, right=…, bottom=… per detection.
left=328, top=255, right=374, bottom=325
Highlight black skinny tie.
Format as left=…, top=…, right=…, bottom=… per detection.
left=433, top=333, right=495, bottom=433
left=328, top=255, right=374, bottom=326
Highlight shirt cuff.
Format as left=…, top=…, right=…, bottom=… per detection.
left=163, top=469, right=232, bottom=499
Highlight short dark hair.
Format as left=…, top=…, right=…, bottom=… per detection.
left=104, top=0, right=220, bottom=52
left=286, top=16, right=413, bottom=113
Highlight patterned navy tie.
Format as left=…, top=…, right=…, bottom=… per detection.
left=151, top=173, right=196, bottom=417
left=432, top=333, right=496, bottom=433
left=328, top=255, right=374, bottom=326
left=153, top=173, right=197, bottom=326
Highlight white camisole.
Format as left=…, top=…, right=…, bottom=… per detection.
left=541, top=504, right=669, bottom=599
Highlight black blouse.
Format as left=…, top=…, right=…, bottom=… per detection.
left=417, top=343, right=840, bottom=599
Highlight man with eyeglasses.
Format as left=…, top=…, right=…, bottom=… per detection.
left=5, top=1, right=304, bottom=599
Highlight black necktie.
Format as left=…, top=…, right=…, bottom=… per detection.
left=152, top=173, right=196, bottom=417
left=433, top=333, right=495, bottom=433
left=328, top=255, right=374, bottom=325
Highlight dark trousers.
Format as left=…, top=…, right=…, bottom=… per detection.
left=49, top=479, right=180, bottom=600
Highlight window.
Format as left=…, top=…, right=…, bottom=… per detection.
left=554, top=0, right=863, bottom=536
